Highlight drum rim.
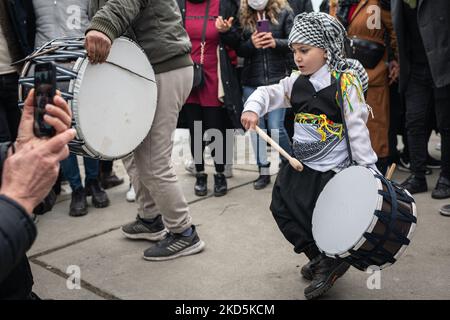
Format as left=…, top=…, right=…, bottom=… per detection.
left=71, top=37, right=157, bottom=160
left=322, top=168, right=418, bottom=270
left=313, top=166, right=382, bottom=256
left=315, top=166, right=417, bottom=261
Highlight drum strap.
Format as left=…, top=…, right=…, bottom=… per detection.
left=336, top=73, right=355, bottom=166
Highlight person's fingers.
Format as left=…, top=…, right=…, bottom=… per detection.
left=227, top=17, right=234, bottom=25
left=21, top=89, right=35, bottom=123
left=52, top=95, right=72, bottom=118
left=44, top=128, right=76, bottom=155
left=43, top=114, right=67, bottom=133
left=44, top=105, right=72, bottom=129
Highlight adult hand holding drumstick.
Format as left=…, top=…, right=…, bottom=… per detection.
left=241, top=111, right=303, bottom=172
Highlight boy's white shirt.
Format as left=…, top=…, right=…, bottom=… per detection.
left=243, top=64, right=378, bottom=172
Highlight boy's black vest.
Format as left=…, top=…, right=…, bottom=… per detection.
left=290, top=74, right=342, bottom=124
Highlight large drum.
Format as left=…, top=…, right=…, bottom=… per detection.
left=18, top=37, right=157, bottom=160
left=312, top=166, right=417, bottom=271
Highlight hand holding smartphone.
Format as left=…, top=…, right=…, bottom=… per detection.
left=256, top=19, right=270, bottom=33
left=34, top=62, right=57, bottom=137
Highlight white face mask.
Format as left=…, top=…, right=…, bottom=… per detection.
left=248, top=0, right=269, bottom=11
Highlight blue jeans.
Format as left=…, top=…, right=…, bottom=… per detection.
left=60, top=154, right=99, bottom=191
left=242, top=86, right=292, bottom=167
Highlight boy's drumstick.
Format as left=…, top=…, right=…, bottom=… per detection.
left=386, top=163, right=396, bottom=180
left=255, top=125, right=304, bottom=172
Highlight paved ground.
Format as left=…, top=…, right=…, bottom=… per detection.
left=29, top=130, right=450, bottom=300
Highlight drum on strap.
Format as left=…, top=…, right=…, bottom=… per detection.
left=312, top=166, right=417, bottom=271
left=18, top=37, right=157, bottom=160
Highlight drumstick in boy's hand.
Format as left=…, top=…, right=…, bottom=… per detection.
left=386, top=163, right=396, bottom=180
left=255, top=125, right=304, bottom=172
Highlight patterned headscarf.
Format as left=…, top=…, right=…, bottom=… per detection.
left=288, top=12, right=368, bottom=92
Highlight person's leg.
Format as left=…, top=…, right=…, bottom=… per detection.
left=431, top=84, right=450, bottom=199
left=243, top=86, right=270, bottom=176
left=203, top=107, right=226, bottom=173
left=402, top=63, right=434, bottom=193
left=60, top=154, right=88, bottom=216
left=185, top=104, right=205, bottom=173
left=84, top=157, right=110, bottom=208
left=266, top=107, right=292, bottom=163
left=203, top=107, right=228, bottom=196
left=60, top=154, right=83, bottom=191
left=121, top=154, right=169, bottom=241
left=99, top=160, right=124, bottom=189
left=133, top=66, right=194, bottom=234
left=136, top=66, right=205, bottom=260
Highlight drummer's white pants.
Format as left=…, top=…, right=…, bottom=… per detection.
left=123, top=66, right=194, bottom=234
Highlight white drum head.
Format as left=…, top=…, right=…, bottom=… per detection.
left=73, top=37, right=157, bottom=159
left=312, top=166, right=380, bottom=256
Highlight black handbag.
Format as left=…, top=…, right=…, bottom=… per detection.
left=191, top=0, right=211, bottom=89
left=344, top=36, right=385, bottom=69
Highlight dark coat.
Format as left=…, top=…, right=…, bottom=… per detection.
left=237, top=8, right=294, bottom=87
left=288, top=0, right=313, bottom=16
left=0, top=0, right=35, bottom=68
left=391, top=0, right=450, bottom=91
left=177, top=0, right=244, bottom=129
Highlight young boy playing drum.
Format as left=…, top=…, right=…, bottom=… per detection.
left=241, top=12, right=378, bottom=299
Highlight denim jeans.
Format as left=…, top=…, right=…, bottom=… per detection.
left=60, top=154, right=99, bottom=191
left=242, top=86, right=292, bottom=168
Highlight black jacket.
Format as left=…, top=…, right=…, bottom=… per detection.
left=288, top=0, right=313, bottom=16
left=177, top=0, right=244, bottom=129
left=391, top=0, right=450, bottom=91
left=0, top=142, right=37, bottom=284
left=237, top=8, right=294, bottom=87
left=0, top=0, right=35, bottom=64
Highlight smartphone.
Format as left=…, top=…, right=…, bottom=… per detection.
left=34, top=62, right=56, bottom=137
left=256, top=19, right=270, bottom=33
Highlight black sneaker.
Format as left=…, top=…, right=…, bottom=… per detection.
left=253, top=174, right=271, bottom=190
left=195, top=173, right=208, bottom=197
left=400, top=175, right=428, bottom=194
left=397, top=152, right=410, bottom=172
left=214, top=173, right=227, bottom=197
left=431, top=176, right=450, bottom=199
left=304, top=254, right=350, bottom=300
left=69, top=187, right=88, bottom=217
left=121, top=215, right=168, bottom=241
left=143, top=225, right=205, bottom=261
left=100, top=171, right=124, bottom=189
left=86, top=178, right=110, bottom=208
left=301, top=255, right=322, bottom=281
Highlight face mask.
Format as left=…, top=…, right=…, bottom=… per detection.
left=248, top=0, right=269, bottom=11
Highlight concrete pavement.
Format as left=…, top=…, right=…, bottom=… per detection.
left=29, top=130, right=450, bottom=300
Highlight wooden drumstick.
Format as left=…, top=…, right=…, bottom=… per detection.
left=255, top=125, right=304, bottom=172
left=386, top=163, right=396, bottom=180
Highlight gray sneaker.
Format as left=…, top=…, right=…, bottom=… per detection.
left=121, top=215, right=168, bottom=241
left=143, top=225, right=205, bottom=261
left=439, top=204, right=450, bottom=217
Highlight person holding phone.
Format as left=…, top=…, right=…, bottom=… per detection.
left=32, top=0, right=111, bottom=217
left=237, top=0, right=294, bottom=190
left=0, top=89, right=75, bottom=299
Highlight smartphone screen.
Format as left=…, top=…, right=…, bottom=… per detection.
left=34, top=62, right=56, bottom=137
left=256, top=19, right=270, bottom=33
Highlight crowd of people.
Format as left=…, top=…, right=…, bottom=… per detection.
left=0, top=0, right=449, bottom=300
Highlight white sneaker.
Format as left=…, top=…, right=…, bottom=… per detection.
left=126, top=185, right=136, bottom=202
left=184, top=159, right=197, bottom=176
